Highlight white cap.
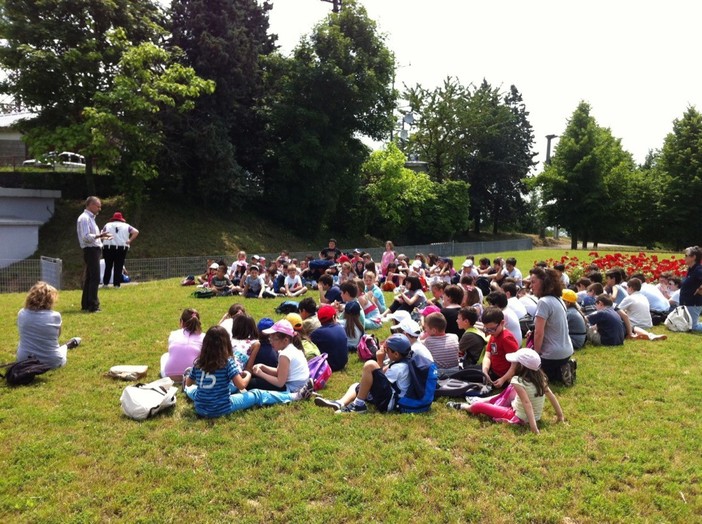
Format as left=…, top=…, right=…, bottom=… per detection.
left=209, top=263, right=219, bottom=269
left=411, top=260, right=422, bottom=269
left=390, top=310, right=411, bottom=323
left=462, top=259, right=474, bottom=268
left=398, top=318, right=422, bottom=337
left=506, top=348, right=541, bottom=371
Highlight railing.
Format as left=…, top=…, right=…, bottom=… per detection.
left=0, top=238, right=532, bottom=293
left=0, top=256, right=62, bottom=293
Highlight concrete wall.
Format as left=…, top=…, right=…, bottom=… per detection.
left=0, top=188, right=61, bottom=265
left=0, top=187, right=61, bottom=222
left=0, top=219, right=43, bottom=260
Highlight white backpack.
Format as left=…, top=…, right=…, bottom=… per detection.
left=664, top=306, right=692, bottom=332
left=120, top=377, right=177, bottom=420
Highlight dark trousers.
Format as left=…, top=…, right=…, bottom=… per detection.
left=541, top=356, right=571, bottom=383
left=82, top=247, right=102, bottom=311
left=103, top=246, right=128, bottom=286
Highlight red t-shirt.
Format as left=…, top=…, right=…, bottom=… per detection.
left=487, top=329, right=519, bottom=376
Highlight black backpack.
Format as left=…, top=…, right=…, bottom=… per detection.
left=1, top=358, right=52, bottom=386
left=434, top=366, right=493, bottom=398
left=275, top=300, right=299, bottom=315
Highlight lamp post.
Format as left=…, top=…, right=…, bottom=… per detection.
left=320, top=0, right=342, bottom=13
left=545, top=134, right=558, bottom=164
left=544, top=134, right=558, bottom=239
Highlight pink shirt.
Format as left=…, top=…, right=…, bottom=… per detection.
left=164, top=329, right=204, bottom=377
left=380, top=250, right=396, bottom=276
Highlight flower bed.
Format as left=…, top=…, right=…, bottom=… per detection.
left=537, top=252, right=687, bottom=282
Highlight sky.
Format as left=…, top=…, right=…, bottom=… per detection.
left=268, top=0, right=702, bottom=167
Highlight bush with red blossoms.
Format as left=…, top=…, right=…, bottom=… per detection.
left=535, top=252, right=687, bottom=283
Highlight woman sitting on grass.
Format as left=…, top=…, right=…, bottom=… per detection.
left=160, top=308, right=204, bottom=381
left=16, top=281, right=81, bottom=369
left=447, top=348, right=564, bottom=435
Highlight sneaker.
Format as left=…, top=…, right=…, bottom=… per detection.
left=294, top=378, right=315, bottom=401
left=335, top=402, right=368, bottom=414
left=182, top=367, right=193, bottom=391
left=314, top=397, right=342, bottom=410
left=66, top=337, right=82, bottom=350
left=446, top=401, right=464, bottom=410
left=560, top=360, right=574, bottom=387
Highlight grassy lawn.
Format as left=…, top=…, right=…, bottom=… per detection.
left=1, top=250, right=700, bottom=523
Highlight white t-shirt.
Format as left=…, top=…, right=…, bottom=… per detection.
left=507, top=296, right=528, bottom=319
left=102, top=220, right=134, bottom=247
left=519, top=294, right=539, bottom=317
left=502, top=307, right=523, bottom=346
left=385, top=360, right=411, bottom=398
left=284, top=274, right=302, bottom=289
left=410, top=340, right=434, bottom=362
left=279, top=344, right=310, bottom=392
left=619, top=292, right=652, bottom=328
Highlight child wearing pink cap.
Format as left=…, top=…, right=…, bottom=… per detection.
left=447, top=348, right=564, bottom=434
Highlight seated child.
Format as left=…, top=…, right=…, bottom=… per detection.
left=242, top=265, right=266, bottom=298
left=313, top=334, right=412, bottom=414
left=318, top=274, right=342, bottom=304
left=160, top=308, right=204, bottom=381
left=480, top=306, right=519, bottom=388
left=456, top=307, right=487, bottom=367
left=586, top=294, right=625, bottom=346
left=421, top=312, right=460, bottom=375
left=282, top=264, right=308, bottom=297
left=618, top=278, right=667, bottom=341
left=447, top=348, right=565, bottom=435
left=211, top=263, right=235, bottom=296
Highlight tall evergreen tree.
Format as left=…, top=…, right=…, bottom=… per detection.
left=262, top=0, right=395, bottom=235
left=165, top=0, right=275, bottom=207
left=659, top=106, right=702, bottom=248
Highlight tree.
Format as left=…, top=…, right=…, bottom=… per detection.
left=356, top=143, right=470, bottom=242
left=536, top=102, right=605, bottom=248
left=405, top=79, right=535, bottom=235
left=262, top=0, right=395, bottom=235
left=83, top=35, right=214, bottom=218
left=164, top=0, right=275, bottom=207
left=659, top=106, right=702, bottom=248
left=0, top=0, right=164, bottom=186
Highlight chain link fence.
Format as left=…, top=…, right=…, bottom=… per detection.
left=0, top=256, right=62, bottom=293
left=0, top=239, right=532, bottom=293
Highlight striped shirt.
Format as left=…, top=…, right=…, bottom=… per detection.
left=76, top=209, right=102, bottom=249
left=188, top=358, right=240, bottom=417
left=423, top=334, right=459, bottom=370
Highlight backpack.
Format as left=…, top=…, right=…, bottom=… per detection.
left=665, top=306, right=692, bottom=332
left=191, top=288, right=216, bottom=299
left=434, top=366, right=493, bottom=398
left=120, top=378, right=177, bottom=420
left=357, top=334, right=379, bottom=361
left=307, top=353, right=332, bottom=391
left=1, top=357, right=52, bottom=386
left=397, top=352, right=439, bottom=414
left=275, top=300, right=299, bottom=315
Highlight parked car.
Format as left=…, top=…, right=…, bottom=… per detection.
left=22, top=151, right=86, bottom=170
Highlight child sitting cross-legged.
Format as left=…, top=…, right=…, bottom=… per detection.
left=313, top=334, right=413, bottom=414
left=447, top=348, right=564, bottom=435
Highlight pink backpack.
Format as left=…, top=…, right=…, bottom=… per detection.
left=307, top=353, right=332, bottom=391
left=356, top=334, right=379, bottom=362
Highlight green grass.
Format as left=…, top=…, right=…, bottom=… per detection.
left=1, top=254, right=701, bottom=522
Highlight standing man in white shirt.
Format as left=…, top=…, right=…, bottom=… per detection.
left=101, top=211, right=139, bottom=288
left=76, top=196, right=111, bottom=312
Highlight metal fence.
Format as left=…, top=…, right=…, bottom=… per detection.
left=0, top=256, right=62, bottom=293
left=123, top=238, right=533, bottom=283
left=0, top=239, right=532, bottom=293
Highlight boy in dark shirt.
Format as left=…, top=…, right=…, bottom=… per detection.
left=586, top=294, right=625, bottom=346
left=456, top=307, right=487, bottom=366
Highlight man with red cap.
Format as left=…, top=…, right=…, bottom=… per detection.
left=101, top=211, right=139, bottom=288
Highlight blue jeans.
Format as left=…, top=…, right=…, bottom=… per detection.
left=687, top=305, right=702, bottom=332
left=185, top=386, right=294, bottom=413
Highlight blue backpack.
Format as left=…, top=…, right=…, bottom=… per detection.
left=397, top=352, right=439, bottom=414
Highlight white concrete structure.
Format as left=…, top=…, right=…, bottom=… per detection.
left=0, top=188, right=61, bottom=265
